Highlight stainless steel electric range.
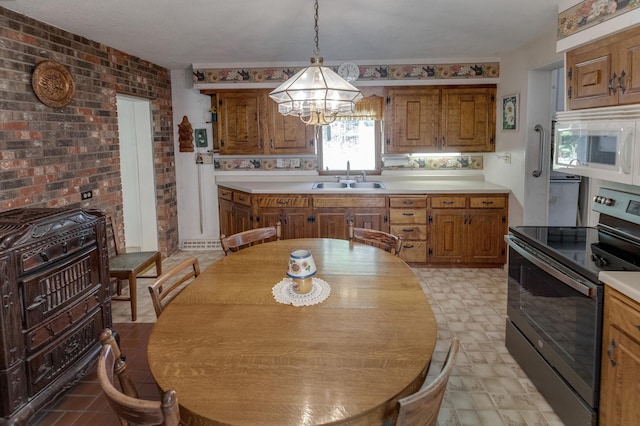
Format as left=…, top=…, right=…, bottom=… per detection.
left=505, top=187, right=640, bottom=426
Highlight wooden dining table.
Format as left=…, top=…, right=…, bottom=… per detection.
left=147, top=238, right=437, bottom=426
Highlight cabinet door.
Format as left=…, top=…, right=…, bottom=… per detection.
left=314, top=209, right=349, bottom=239
left=616, top=33, right=640, bottom=105
left=599, top=326, right=640, bottom=426
left=465, top=210, right=505, bottom=263
left=219, top=198, right=235, bottom=236
left=218, top=91, right=264, bottom=155
left=429, top=210, right=465, bottom=263
left=441, top=88, right=495, bottom=152
left=566, top=43, right=617, bottom=109
left=235, top=204, right=253, bottom=233
left=283, top=209, right=312, bottom=239
left=385, top=88, right=439, bottom=153
left=268, top=104, right=315, bottom=155
left=350, top=208, right=388, bottom=232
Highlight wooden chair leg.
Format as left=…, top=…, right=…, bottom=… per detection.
left=128, top=274, right=137, bottom=321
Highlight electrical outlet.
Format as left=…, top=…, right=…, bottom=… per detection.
left=81, top=190, right=93, bottom=200
left=502, top=153, right=512, bottom=164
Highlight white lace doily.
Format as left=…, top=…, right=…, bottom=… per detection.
left=272, top=277, right=331, bottom=306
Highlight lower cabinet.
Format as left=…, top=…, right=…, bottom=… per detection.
left=217, top=187, right=508, bottom=266
left=311, top=196, right=388, bottom=239
left=255, top=195, right=312, bottom=239
left=599, top=286, right=640, bottom=426
left=429, top=194, right=507, bottom=265
left=218, top=187, right=254, bottom=236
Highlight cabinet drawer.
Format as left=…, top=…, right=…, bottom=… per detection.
left=233, top=191, right=252, bottom=206
left=389, top=197, right=427, bottom=208
left=390, top=225, right=427, bottom=240
left=218, top=187, right=233, bottom=201
left=399, top=241, right=427, bottom=263
left=27, top=307, right=103, bottom=396
left=313, top=196, right=386, bottom=208
left=469, top=196, right=506, bottom=209
left=256, top=196, right=309, bottom=208
left=607, top=288, right=640, bottom=343
left=389, top=209, right=427, bottom=224
left=431, top=196, right=466, bottom=208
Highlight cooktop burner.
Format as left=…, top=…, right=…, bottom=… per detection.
left=509, top=225, right=640, bottom=283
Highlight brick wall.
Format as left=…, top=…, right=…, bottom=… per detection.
left=0, top=7, right=178, bottom=256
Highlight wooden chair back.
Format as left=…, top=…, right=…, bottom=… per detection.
left=148, top=257, right=200, bottom=318
left=107, top=214, right=124, bottom=256
left=349, top=222, right=404, bottom=257
left=97, top=329, right=181, bottom=426
left=395, top=338, right=460, bottom=426
left=220, top=223, right=281, bottom=255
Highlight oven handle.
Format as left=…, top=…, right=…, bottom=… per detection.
left=506, top=236, right=595, bottom=297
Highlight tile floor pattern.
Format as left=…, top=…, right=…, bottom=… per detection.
left=29, top=251, right=566, bottom=426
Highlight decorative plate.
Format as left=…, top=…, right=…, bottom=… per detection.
left=32, top=60, right=75, bottom=108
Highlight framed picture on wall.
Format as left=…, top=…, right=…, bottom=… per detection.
left=501, top=93, right=519, bottom=131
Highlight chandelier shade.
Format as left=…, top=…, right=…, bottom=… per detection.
left=268, top=0, right=363, bottom=125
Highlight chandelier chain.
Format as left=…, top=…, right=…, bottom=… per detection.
left=313, top=0, right=319, bottom=55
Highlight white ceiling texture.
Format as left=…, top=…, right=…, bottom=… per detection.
left=2, top=0, right=561, bottom=70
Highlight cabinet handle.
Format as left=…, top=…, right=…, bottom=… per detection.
left=463, top=214, right=467, bottom=225
left=442, top=137, right=445, bottom=146
left=386, top=138, right=390, bottom=145
left=27, top=295, right=47, bottom=311
left=62, top=241, right=68, bottom=253
left=609, top=72, right=618, bottom=95
left=402, top=200, right=414, bottom=205
left=468, top=215, right=472, bottom=224
left=442, top=201, right=454, bottom=205
left=39, top=252, right=49, bottom=262
left=309, top=139, right=314, bottom=146
left=402, top=228, right=415, bottom=233
left=403, top=244, right=415, bottom=249
left=270, top=139, right=274, bottom=149
left=607, top=339, right=617, bottom=367
left=220, top=139, right=225, bottom=147
left=482, top=201, right=494, bottom=205
left=277, top=200, right=289, bottom=205
left=618, top=70, right=627, bottom=94
left=402, top=212, right=414, bottom=216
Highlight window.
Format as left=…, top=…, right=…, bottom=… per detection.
left=318, top=120, right=382, bottom=173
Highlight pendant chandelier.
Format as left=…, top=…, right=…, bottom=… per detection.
left=268, top=0, right=363, bottom=125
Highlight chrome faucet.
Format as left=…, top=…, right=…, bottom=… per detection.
left=361, top=170, right=366, bottom=182
left=346, top=161, right=350, bottom=180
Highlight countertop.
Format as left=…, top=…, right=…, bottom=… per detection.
left=215, top=175, right=510, bottom=195
left=599, top=271, right=640, bottom=303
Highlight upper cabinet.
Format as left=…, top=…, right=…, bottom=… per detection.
left=267, top=102, right=315, bottom=155
left=385, top=88, right=440, bottom=153
left=202, top=89, right=316, bottom=156
left=385, top=86, right=496, bottom=153
left=217, top=90, right=267, bottom=155
left=566, top=25, right=640, bottom=110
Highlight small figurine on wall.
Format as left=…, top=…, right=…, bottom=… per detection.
left=178, top=115, right=194, bottom=152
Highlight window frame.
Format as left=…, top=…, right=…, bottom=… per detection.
left=316, top=120, right=383, bottom=176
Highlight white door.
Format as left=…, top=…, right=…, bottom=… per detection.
left=116, top=95, right=159, bottom=252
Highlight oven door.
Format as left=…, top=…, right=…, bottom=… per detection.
left=506, top=236, right=603, bottom=407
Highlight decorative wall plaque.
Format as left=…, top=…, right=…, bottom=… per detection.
left=31, top=60, right=75, bottom=108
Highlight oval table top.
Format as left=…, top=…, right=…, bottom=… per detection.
left=147, top=238, right=437, bottom=426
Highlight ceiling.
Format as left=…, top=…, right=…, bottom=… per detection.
left=2, top=0, right=562, bottom=70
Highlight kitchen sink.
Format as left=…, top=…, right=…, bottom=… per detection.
left=312, top=181, right=386, bottom=190
left=312, top=182, right=349, bottom=189
left=349, top=182, right=386, bottom=189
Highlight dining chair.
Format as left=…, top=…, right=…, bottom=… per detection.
left=148, top=256, right=200, bottom=318
left=220, top=222, right=281, bottom=255
left=395, top=337, right=460, bottom=426
left=348, top=222, right=404, bottom=257
left=107, top=214, right=162, bottom=321
left=97, top=328, right=181, bottom=426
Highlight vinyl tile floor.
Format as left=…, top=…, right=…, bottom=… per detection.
left=29, top=250, right=566, bottom=426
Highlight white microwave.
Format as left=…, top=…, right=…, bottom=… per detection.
left=553, top=107, right=640, bottom=185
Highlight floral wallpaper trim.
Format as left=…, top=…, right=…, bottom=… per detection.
left=213, top=156, right=483, bottom=171
left=215, top=157, right=318, bottom=171
left=193, top=63, right=499, bottom=85
left=558, top=0, right=640, bottom=39
left=383, top=156, right=483, bottom=170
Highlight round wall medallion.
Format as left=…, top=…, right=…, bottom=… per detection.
left=32, top=60, right=75, bottom=108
